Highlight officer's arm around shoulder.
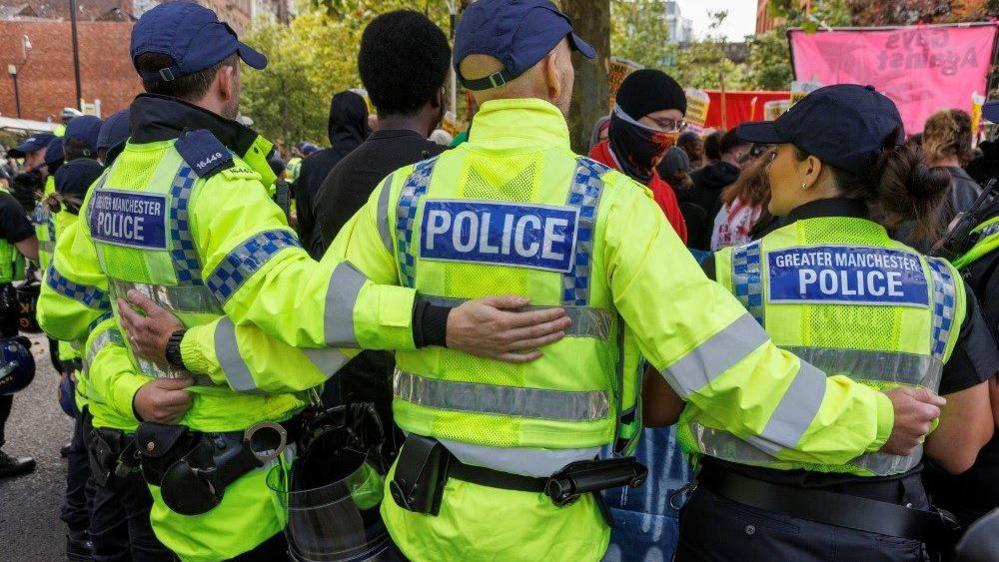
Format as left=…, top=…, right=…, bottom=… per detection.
left=189, top=164, right=417, bottom=351
left=601, top=172, right=894, bottom=464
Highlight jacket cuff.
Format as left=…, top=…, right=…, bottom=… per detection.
left=869, top=391, right=895, bottom=452
left=413, top=298, right=449, bottom=348
left=119, top=374, right=152, bottom=423
left=179, top=326, right=216, bottom=379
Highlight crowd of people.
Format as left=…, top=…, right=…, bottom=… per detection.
left=0, top=0, right=998, bottom=561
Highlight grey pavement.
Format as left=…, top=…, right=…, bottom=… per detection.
left=0, top=333, right=74, bottom=562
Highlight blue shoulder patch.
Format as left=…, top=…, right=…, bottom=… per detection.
left=174, top=129, right=234, bottom=178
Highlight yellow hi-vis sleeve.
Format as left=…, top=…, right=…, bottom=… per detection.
left=189, top=171, right=416, bottom=352
left=38, top=220, right=110, bottom=342
left=600, top=172, right=893, bottom=465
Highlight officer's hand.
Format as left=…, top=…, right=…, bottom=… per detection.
left=118, top=290, right=184, bottom=366
left=881, top=387, right=946, bottom=456
left=133, top=377, right=194, bottom=424
left=446, top=296, right=571, bottom=363
left=989, top=376, right=999, bottom=428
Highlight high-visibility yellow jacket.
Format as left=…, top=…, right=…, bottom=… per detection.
left=327, top=97, right=895, bottom=562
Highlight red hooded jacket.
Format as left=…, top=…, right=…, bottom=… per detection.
left=589, top=140, right=688, bottom=244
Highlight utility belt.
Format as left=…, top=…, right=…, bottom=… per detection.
left=389, top=434, right=647, bottom=524
left=134, top=417, right=299, bottom=516
left=87, top=427, right=141, bottom=488
left=697, top=463, right=961, bottom=548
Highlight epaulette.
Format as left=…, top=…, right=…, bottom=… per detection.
left=174, top=129, right=235, bottom=179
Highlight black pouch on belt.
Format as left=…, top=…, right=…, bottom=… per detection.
left=159, top=424, right=287, bottom=516
left=87, top=428, right=125, bottom=488
left=388, top=434, right=451, bottom=516
left=134, top=422, right=195, bottom=486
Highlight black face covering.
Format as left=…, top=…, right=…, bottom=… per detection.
left=608, top=106, right=678, bottom=184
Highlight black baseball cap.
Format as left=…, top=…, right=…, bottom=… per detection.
left=454, top=0, right=595, bottom=91
left=8, top=133, right=55, bottom=158
left=130, top=1, right=267, bottom=83
left=44, top=137, right=64, bottom=166
left=736, top=84, right=903, bottom=176
left=65, top=115, right=104, bottom=154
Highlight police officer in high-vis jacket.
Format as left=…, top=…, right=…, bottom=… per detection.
left=37, top=3, right=569, bottom=561
left=280, top=3, right=951, bottom=560
left=921, top=99, right=999, bottom=536
left=655, top=85, right=998, bottom=561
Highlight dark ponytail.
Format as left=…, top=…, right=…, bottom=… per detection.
left=828, top=127, right=951, bottom=245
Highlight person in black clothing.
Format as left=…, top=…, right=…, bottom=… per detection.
left=296, top=90, right=371, bottom=258
left=966, top=138, right=999, bottom=186
left=0, top=185, right=39, bottom=480
left=682, top=129, right=750, bottom=249
left=312, top=9, right=449, bottom=434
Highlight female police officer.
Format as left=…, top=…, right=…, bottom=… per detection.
left=645, top=84, right=999, bottom=561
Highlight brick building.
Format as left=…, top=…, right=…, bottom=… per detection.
left=0, top=0, right=287, bottom=121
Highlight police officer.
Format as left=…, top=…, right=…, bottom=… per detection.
left=52, top=155, right=174, bottom=562
left=655, top=85, right=999, bottom=561
left=921, top=99, right=999, bottom=534
left=176, top=2, right=947, bottom=560
left=96, top=110, right=129, bottom=166
left=38, top=3, right=569, bottom=561
left=8, top=132, right=54, bottom=176
left=0, top=148, right=39, bottom=480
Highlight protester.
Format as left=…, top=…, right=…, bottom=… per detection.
left=710, top=147, right=772, bottom=250
left=313, top=9, right=450, bottom=252
left=296, top=90, right=371, bottom=257
left=588, top=114, right=610, bottom=153
left=658, top=146, right=693, bottom=190
left=589, top=68, right=688, bottom=242
left=966, top=134, right=999, bottom=186
left=701, top=130, right=722, bottom=164
left=681, top=129, right=750, bottom=249
left=677, top=130, right=704, bottom=169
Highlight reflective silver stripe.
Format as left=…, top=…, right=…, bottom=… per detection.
left=784, top=347, right=943, bottom=389
left=83, top=328, right=123, bottom=374
left=323, top=261, right=367, bottom=347
left=690, top=420, right=924, bottom=477
left=746, top=360, right=827, bottom=455
left=439, top=439, right=600, bottom=477
left=422, top=295, right=613, bottom=340
left=108, top=279, right=223, bottom=315
left=394, top=369, right=610, bottom=422
left=850, top=444, right=923, bottom=475
left=661, top=313, right=769, bottom=398
left=213, top=317, right=257, bottom=392
left=302, top=347, right=351, bottom=377
left=376, top=174, right=394, bottom=252
left=38, top=240, right=55, bottom=253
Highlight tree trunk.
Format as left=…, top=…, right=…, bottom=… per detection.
left=563, top=0, right=610, bottom=154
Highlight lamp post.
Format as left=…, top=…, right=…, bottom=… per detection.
left=8, top=64, right=19, bottom=119
left=70, top=0, right=83, bottom=109
left=445, top=0, right=457, bottom=118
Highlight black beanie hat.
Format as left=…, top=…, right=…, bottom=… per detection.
left=616, top=68, right=686, bottom=120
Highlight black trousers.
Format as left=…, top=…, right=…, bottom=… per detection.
left=90, top=455, right=173, bottom=562
left=0, top=286, right=18, bottom=449
left=676, top=482, right=928, bottom=562
left=224, top=532, right=289, bottom=562
left=61, top=407, right=95, bottom=535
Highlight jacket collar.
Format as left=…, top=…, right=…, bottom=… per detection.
left=467, top=98, right=571, bottom=152
left=785, top=197, right=870, bottom=226
left=128, top=94, right=260, bottom=157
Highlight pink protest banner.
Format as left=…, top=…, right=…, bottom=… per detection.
left=789, top=23, right=998, bottom=134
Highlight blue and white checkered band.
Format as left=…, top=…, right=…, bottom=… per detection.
left=206, top=229, right=302, bottom=305
left=396, top=158, right=439, bottom=288
left=168, top=163, right=204, bottom=285
left=732, top=240, right=764, bottom=325
left=927, top=257, right=957, bottom=360
left=46, top=263, right=109, bottom=311
left=562, top=157, right=609, bottom=306
left=977, top=221, right=999, bottom=240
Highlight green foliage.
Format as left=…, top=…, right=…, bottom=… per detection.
left=746, top=31, right=793, bottom=91
left=240, top=2, right=452, bottom=150
left=610, top=0, right=672, bottom=68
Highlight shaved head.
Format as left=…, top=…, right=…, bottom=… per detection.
left=458, top=38, right=574, bottom=116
